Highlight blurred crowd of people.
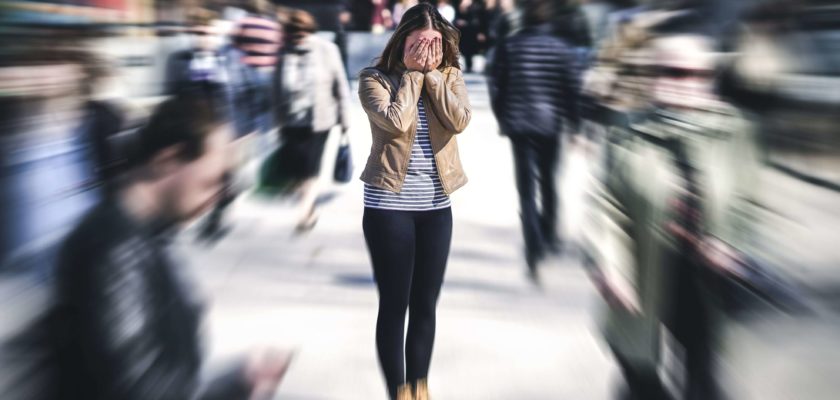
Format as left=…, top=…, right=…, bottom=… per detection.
left=486, top=0, right=840, bottom=399
left=1, top=1, right=351, bottom=399
left=359, top=0, right=513, bottom=72
left=1, top=0, right=840, bottom=399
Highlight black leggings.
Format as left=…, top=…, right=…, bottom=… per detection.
left=362, top=207, right=453, bottom=399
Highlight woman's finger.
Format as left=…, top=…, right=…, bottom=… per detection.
left=417, top=39, right=430, bottom=57
left=410, top=39, right=422, bottom=57
left=407, top=40, right=419, bottom=58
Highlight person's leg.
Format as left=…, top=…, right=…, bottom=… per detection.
left=464, top=51, right=474, bottom=73
left=405, top=208, right=453, bottom=383
left=295, top=131, right=330, bottom=232
left=674, top=274, right=719, bottom=400
left=363, top=208, right=416, bottom=399
left=613, top=349, right=671, bottom=400
left=511, top=136, right=543, bottom=273
left=536, top=135, right=562, bottom=252
left=198, top=164, right=242, bottom=241
left=295, top=177, right=321, bottom=231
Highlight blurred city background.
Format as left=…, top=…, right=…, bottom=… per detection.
left=1, top=0, right=839, bottom=399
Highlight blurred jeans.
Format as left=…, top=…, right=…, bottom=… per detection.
left=509, top=134, right=561, bottom=260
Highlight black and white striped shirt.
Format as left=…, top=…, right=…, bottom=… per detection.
left=364, top=98, right=451, bottom=211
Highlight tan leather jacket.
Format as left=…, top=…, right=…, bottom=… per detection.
left=358, top=65, right=471, bottom=194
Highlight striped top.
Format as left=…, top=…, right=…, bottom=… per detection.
left=234, top=15, right=281, bottom=67
left=364, top=98, right=451, bottom=211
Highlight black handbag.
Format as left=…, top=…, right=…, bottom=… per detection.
left=333, top=131, right=353, bottom=183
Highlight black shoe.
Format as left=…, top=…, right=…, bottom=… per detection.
left=196, top=217, right=231, bottom=244
left=526, top=267, right=542, bottom=287
left=525, top=248, right=543, bottom=286
left=293, top=214, right=319, bottom=235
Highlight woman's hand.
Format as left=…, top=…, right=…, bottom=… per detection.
left=424, top=38, right=443, bottom=73
left=403, top=38, right=430, bottom=72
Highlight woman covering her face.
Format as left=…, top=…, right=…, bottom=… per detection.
left=357, top=2, right=471, bottom=399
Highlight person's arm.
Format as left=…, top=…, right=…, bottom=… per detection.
left=358, top=68, right=424, bottom=136
left=424, top=68, right=471, bottom=134
left=487, top=37, right=508, bottom=126
left=562, top=45, right=582, bottom=135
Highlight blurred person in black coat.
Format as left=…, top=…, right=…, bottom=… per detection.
left=488, top=0, right=582, bottom=282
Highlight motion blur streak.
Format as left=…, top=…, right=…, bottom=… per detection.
left=1, top=1, right=839, bottom=399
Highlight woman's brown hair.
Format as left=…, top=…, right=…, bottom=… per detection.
left=375, top=2, right=461, bottom=73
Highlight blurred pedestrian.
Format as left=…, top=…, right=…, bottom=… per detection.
left=552, top=0, right=593, bottom=49
left=196, top=6, right=283, bottom=242
left=9, top=93, right=292, bottom=400
left=358, top=2, right=470, bottom=398
left=455, top=0, right=490, bottom=73
left=165, top=12, right=227, bottom=97
left=650, top=34, right=758, bottom=400
left=373, top=0, right=390, bottom=33
left=585, top=30, right=761, bottom=400
left=483, top=0, right=517, bottom=73
left=227, top=2, right=282, bottom=137
left=164, top=13, right=234, bottom=241
left=393, top=0, right=420, bottom=27
left=337, top=1, right=353, bottom=74
left=274, top=9, right=351, bottom=232
left=75, top=54, right=130, bottom=200
left=488, top=0, right=581, bottom=282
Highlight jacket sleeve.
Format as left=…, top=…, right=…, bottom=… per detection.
left=487, top=40, right=508, bottom=129
left=423, top=68, right=472, bottom=134
left=358, top=69, right=424, bottom=136
left=562, top=48, right=582, bottom=134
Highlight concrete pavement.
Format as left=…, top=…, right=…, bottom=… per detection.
left=180, top=73, right=617, bottom=400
